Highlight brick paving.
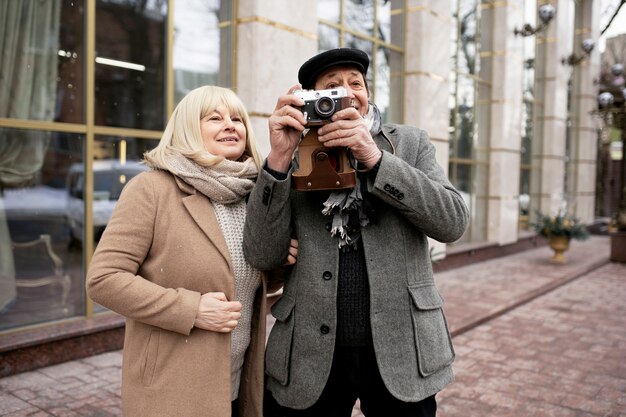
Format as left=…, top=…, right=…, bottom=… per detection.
left=438, top=260, right=626, bottom=417
left=1, top=236, right=624, bottom=416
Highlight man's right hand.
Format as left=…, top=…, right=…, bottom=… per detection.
left=267, top=84, right=307, bottom=173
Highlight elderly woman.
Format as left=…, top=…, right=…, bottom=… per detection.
left=87, top=86, right=287, bottom=417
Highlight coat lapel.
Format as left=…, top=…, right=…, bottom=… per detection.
left=175, top=177, right=232, bottom=271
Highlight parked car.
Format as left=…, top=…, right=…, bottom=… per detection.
left=66, top=160, right=148, bottom=243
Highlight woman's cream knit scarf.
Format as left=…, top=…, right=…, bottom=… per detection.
left=165, top=153, right=258, bottom=203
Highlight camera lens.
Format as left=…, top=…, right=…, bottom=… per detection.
left=314, top=97, right=335, bottom=117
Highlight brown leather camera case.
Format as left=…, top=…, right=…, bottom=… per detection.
left=291, top=129, right=356, bottom=191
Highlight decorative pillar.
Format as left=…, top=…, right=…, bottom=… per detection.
left=485, top=2, right=525, bottom=244
left=532, top=0, right=573, bottom=216
left=404, top=1, right=453, bottom=256
left=235, top=0, right=318, bottom=157
left=567, top=0, right=600, bottom=223
left=404, top=1, right=451, bottom=169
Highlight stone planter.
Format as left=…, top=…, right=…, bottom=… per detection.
left=548, top=235, right=570, bottom=264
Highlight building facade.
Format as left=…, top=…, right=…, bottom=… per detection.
left=0, top=0, right=602, bottom=370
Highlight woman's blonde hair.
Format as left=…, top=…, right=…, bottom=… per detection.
left=144, top=85, right=262, bottom=171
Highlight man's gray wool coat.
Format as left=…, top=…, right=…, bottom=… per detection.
left=243, top=123, right=469, bottom=409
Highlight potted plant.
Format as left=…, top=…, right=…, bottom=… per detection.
left=531, top=209, right=590, bottom=263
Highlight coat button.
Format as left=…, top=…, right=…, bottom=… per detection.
left=320, top=325, right=330, bottom=334
left=322, top=271, right=332, bottom=280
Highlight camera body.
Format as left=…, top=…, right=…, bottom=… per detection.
left=294, top=87, right=354, bottom=127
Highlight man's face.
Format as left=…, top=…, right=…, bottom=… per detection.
left=313, top=66, right=369, bottom=117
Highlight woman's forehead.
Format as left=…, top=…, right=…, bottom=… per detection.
left=204, top=102, right=242, bottom=116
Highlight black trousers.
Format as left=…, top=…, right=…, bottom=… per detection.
left=264, top=344, right=437, bottom=417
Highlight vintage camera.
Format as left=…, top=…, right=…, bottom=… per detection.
left=294, top=87, right=354, bottom=127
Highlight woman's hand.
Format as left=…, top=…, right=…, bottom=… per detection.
left=317, top=106, right=382, bottom=170
left=267, top=84, right=307, bottom=173
left=194, top=292, right=242, bottom=333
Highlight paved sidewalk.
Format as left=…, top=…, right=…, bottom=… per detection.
left=1, top=236, right=623, bottom=416
left=437, top=260, right=626, bottom=417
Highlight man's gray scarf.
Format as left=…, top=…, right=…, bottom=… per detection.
left=323, top=103, right=382, bottom=248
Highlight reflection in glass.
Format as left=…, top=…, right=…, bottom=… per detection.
left=375, top=47, right=391, bottom=119
left=173, top=0, right=232, bottom=104
left=455, top=106, right=474, bottom=160
left=344, top=0, right=375, bottom=37
left=386, top=0, right=405, bottom=47
left=318, top=0, right=340, bottom=23
left=450, top=0, right=486, bottom=244
left=455, top=163, right=472, bottom=211
left=75, top=137, right=158, bottom=245
left=457, top=1, right=478, bottom=76
left=377, top=0, right=391, bottom=43
left=57, top=1, right=86, bottom=124
left=345, top=35, right=373, bottom=83
left=519, top=0, right=536, bottom=229
left=0, top=1, right=82, bottom=123
left=318, top=0, right=404, bottom=124
left=386, top=49, right=404, bottom=124
left=0, top=128, right=84, bottom=331
left=319, top=25, right=340, bottom=52
left=95, top=0, right=167, bottom=130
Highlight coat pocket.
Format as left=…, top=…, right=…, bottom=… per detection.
left=140, top=329, right=160, bottom=387
left=265, top=294, right=296, bottom=386
left=408, top=284, right=455, bottom=377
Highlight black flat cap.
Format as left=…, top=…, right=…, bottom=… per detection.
left=298, top=48, right=369, bottom=89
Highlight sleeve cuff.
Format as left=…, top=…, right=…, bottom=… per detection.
left=264, top=162, right=289, bottom=181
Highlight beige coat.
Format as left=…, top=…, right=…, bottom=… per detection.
left=87, top=170, right=266, bottom=417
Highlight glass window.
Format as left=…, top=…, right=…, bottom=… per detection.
left=95, top=0, right=167, bottom=130
left=0, top=0, right=234, bottom=333
left=519, top=0, right=537, bottom=229
left=385, top=0, right=405, bottom=47
left=344, top=0, right=375, bottom=38
left=318, top=0, right=405, bottom=124
left=457, top=1, right=478, bottom=76
left=173, top=0, right=233, bottom=104
left=449, top=0, right=488, bottom=244
left=0, top=128, right=84, bottom=331
left=0, top=1, right=85, bottom=123
left=71, top=137, right=157, bottom=246
left=318, top=0, right=341, bottom=23
left=319, top=26, right=341, bottom=51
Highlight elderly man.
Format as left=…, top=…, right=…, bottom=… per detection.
left=244, top=48, right=468, bottom=417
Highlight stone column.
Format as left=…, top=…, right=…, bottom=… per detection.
left=404, top=1, right=451, bottom=169
left=532, top=0, right=574, bottom=216
left=567, top=0, right=600, bottom=223
left=404, top=1, right=453, bottom=257
left=235, top=0, right=318, bottom=157
left=484, top=2, right=525, bottom=244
